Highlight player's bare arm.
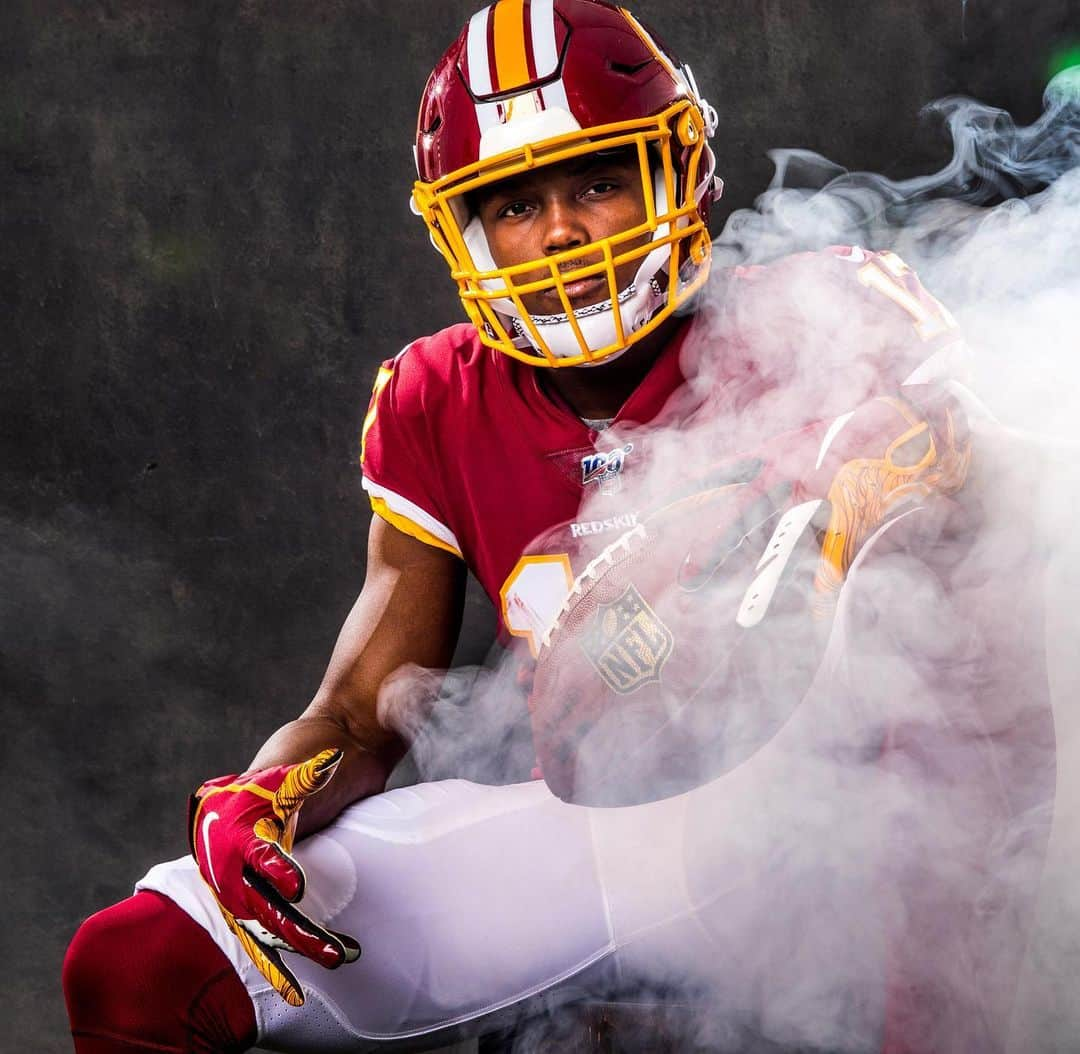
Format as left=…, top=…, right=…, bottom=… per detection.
left=249, top=516, right=467, bottom=837
left=178, top=515, right=466, bottom=1006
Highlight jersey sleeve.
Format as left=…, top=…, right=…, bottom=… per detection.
left=837, top=246, right=969, bottom=387
left=741, top=245, right=969, bottom=394
left=360, top=346, right=463, bottom=558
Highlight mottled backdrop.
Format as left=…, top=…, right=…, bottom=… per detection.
left=2, top=1, right=1074, bottom=1049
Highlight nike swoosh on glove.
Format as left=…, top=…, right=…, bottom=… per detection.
left=188, top=749, right=361, bottom=1006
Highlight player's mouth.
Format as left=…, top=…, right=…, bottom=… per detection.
left=545, top=264, right=608, bottom=309
left=562, top=275, right=607, bottom=300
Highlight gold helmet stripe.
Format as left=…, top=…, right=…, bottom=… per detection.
left=493, top=0, right=532, bottom=93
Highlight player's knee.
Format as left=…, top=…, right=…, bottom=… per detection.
left=63, top=890, right=257, bottom=1052
left=63, top=902, right=134, bottom=1030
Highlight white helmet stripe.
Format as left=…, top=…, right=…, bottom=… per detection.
left=475, top=99, right=502, bottom=135
left=529, top=0, right=560, bottom=79
left=537, top=76, right=571, bottom=114
left=466, top=6, right=494, bottom=97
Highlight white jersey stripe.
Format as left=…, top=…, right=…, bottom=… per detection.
left=466, top=7, right=494, bottom=97
left=529, top=0, right=560, bottom=79
left=361, top=479, right=463, bottom=554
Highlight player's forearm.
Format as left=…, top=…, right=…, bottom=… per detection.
left=248, top=712, right=406, bottom=837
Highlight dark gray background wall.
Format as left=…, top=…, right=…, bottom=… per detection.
left=3, top=1, right=1074, bottom=1049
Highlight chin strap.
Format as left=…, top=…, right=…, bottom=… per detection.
left=508, top=275, right=669, bottom=363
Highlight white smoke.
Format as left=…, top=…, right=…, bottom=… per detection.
left=384, top=69, right=1080, bottom=1052
left=714, top=70, right=1080, bottom=439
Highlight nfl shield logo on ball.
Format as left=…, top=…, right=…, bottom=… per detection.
left=580, top=584, right=674, bottom=694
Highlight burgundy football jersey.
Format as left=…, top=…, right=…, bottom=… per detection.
left=360, top=247, right=964, bottom=654
left=360, top=318, right=694, bottom=652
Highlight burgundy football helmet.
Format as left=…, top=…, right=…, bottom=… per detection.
left=411, top=0, right=722, bottom=367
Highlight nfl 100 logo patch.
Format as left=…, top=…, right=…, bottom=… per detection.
left=581, top=443, right=633, bottom=496
left=579, top=583, right=674, bottom=695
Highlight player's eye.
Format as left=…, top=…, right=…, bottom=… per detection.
left=582, top=179, right=619, bottom=198
left=495, top=200, right=534, bottom=220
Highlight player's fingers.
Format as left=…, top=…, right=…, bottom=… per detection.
left=271, top=749, right=343, bottom=824
left=243, top=869, right=357, bottom=970
left=246, top=835, right=306, bottom=902
left=230, top=918, right=307, bottom=1007
left=328, top=927, right=362, bottom=965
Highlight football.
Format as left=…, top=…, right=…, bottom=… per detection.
left=528, top=393, right=971, bottom=806
left=531, top=479, right=828, bottom=806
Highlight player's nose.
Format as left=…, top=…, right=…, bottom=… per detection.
left=542, top=197, right=589, bottom=256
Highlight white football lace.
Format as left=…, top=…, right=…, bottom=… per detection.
left=539, top=524, right=647, bottom=651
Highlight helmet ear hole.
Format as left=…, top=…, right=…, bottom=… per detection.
left=675, top=108, right=702, bottom=147
left=690, top=230, right=710, bottom=265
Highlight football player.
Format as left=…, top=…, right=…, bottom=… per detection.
left=62, top=2, right=1054, bottom=1052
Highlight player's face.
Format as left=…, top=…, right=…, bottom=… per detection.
left=474, top=150, right=651, bottom=315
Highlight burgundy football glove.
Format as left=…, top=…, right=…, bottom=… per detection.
left=669, top=390, right=972, bottom=615
left=188, top=748, right=361, bottom=1006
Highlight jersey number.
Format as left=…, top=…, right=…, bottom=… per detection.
left=499, top=554, right=574, bottom=657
